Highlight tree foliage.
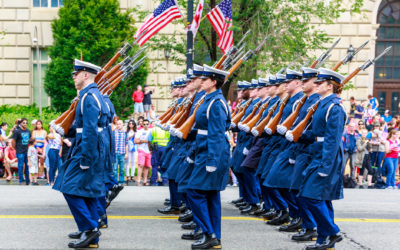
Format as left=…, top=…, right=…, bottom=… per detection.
left=44, top=0, right=148, bottom=118
left=141, top=0, right=363, bottom=96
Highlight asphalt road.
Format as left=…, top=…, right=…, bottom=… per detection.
left=0, top=186, right=399, bottom=249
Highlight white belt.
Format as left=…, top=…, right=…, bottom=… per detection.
left=198, top=129, right=208, bottom=135
left=316, top=137, right=324, bottom=142
left=76, top=127, right=104, bottom=133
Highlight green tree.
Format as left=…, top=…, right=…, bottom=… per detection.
left=143, top=0, right=363, bottom=96
left=44, top=0, right=148, bottom=118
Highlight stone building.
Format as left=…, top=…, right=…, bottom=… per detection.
left=0, top=0, right=399, bottom=114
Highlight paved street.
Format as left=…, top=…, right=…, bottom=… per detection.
left=0, top=186, right=399, bottom=249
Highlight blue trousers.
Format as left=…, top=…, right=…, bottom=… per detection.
left=259, top=178, right=276, bottom=210
left=150, top=146, right=167, bottom=185
left=113, top=154, right=125, bottom=184
left=371, top=151, right=385, bottom=175
left=187, top=189, right=221, bottom=239
left=183, top=192, right=201, bottom=231
left=242, top=168, right=260, bottom=204
left=96, top=196, right=107, bottom=225
left=16, top=153, right=29, bottom=184
left=294, top=192, right=317, bottom=230
left=279, top=188, right=299, bottom=218
left=168, top=179, right=183, bottom=206
left=384, top=157, right=398, bottom=187
left=48, top=148, right=60, bottom=183
left=264, top=186, right=287, bottom=211
left=234, top=172, right=247, bottom=200
left=63, top=193, right=100, bottom=243
left=302, top=198, right=339, bottom=244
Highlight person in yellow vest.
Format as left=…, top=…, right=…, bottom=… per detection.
left=149, top=125, right=170, bottom=186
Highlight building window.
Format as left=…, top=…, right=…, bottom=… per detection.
left=33, top=0, right=63, bottom=8
left=375, top=0, right=400, bottom=80
left=33, top=49, right=50, bottom=107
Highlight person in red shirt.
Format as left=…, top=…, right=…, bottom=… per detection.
left=4, top=140, right=18, bottom=181
left=132, top=85, right=144, bottom=120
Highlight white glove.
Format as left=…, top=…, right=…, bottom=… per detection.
left=286, top=131, right=294, bottom=142
left=318, top=172, right=328, bottom=177
left=277, top=125, right=287, bottom=135
left=80, top=165, right=89, bottom=170
left=289, top=158, right=296, bottom=164
left=206, top=166, right=217, bottom=172
left=243, top=147, right=249, bottom=155
left=186, top=157, right=194, bottom=164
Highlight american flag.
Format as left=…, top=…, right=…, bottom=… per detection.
left=190, top=0, right=204, bottom=38
left=134, top=0, right=183, bottom=46
left=206, top=0, right=233, bottom=54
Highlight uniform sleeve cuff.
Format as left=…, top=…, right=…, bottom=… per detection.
left=80, top=165, right=89, bottom=170
left=206, top=166, right=217, bottom=172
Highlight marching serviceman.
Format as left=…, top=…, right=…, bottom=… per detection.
left=186, top=64, right=231, bottom=249
left=293, top=68, right=347, bottom=250
left=53, top=59, right=110, bottom=248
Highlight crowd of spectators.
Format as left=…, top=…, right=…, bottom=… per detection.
left=344, top=95, right=400, bottom=189
left=0, top=119, right=64, bottom=185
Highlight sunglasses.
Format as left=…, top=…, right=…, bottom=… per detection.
left=143, top=123, right=149, bottom=126
left=358, top=123, right=364, bottom=125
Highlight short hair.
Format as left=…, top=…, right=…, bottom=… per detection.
left=138, top=116, right=144, bottom=121
left=143, top=119, right=150, bottom=123
left=350, top=96, right=355, bottom=100
left=0, top=122, right=7, bottom=128
left=28, top=137, right=36, bottom=145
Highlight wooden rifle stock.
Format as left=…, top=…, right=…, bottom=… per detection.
left=239, top=101, right=261, bottom=125
left=159, top=106, right=176, bottom=125
left=177, top=98, right=205, bottom=140
left=289, top=101, right=320, bottom=142
left=231, top=99, right=252, bottom=126
left=252, top=101, right=279, bottom=136
left=332, top=61, right=343, bottom=71
left=95, top=52, right=121, bottom=83
left=265, top=95, right=290, bottom=134
left=54, top=100, right=77, bottom=124
left=279, top=95, right=307, bottom=132
left=231, top=100, right=242, bottom=117
left=342, top=68, right=361, bottom=85
left=226, top=58, right=244, bottom=80
left=167, top=104, right=186, bottom=125
left=310, top=60, right=318, bottom=68
left=173, top=94, right=197, bottom=128
left=159, top=102, right=177, bottom=121
left=243, top=99, right=271, bottom=131
left=215, top=54, right=227, bottom=69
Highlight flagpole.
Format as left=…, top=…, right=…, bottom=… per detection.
left=187, top=0, right=194, bottom=70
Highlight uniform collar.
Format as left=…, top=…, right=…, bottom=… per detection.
left=308, top=93, right=321, bottom=100
left=290, top=91, right=303, bottom=101
left=320, top=93, right=337, bottom=106
left=79, top=82, right=97, bottom=98
left=205, top=89, right=222, bottom=101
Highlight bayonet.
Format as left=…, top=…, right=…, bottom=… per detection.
left=311, top=37, right=341, bottom=68
left=237, top=29, right=251, bottom=48
left=343, top=40, right=369, bottom=64
left=360, top=46, right=391, bottom=71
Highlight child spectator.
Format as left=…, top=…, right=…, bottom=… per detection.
left=135, top=119, right=152, bottom=186
left=47, top=127, right=62, bottom=186
left=27, top=138, right=39, bottom=185
left=114, top=120, right=128, bottom=184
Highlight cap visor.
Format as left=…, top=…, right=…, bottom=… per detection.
left=314, top=79, right=325, bottom=83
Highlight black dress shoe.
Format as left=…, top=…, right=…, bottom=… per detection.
left=261, top=208, right=277, bottom=220
left=182, top=229, right=203, bottom=240
left=179, top=210, right=193, bottom=222
left=241, top=204, right=260, bottom=214
left=179, top=204, right=187, bottom=213
left=164, top=201, right=171, bottom=206
left=279, top=217, right=302, bottom=232
left=306, top=234, right=343, bottom=250
left=239, top=204, right=251, bottom=211
left=267, top=209, right=290, bottom=225
left=182, top=221, right=197, bottom=230
left=68, top=231, right=82, bottom=239
left=106, top=184, right=124, bottom=208
left=68, top=228, right=101, bottom=248
left=251, top=207, right=266, bottom=216
left=165, top=198, right=170, bottom=202
left=231, top=197, right=244, bottom=204
left=235, top=201, right=248, bottom=208
left=157, top=205, right=181, bottom=214
left=191, top=233, right=219, bottom=249
left=292, top=228, right=318, bottom=241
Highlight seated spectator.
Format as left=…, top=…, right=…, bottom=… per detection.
left=0, top=136, right=5, bottom=178
left=4, top=140, right=17, bottom=181
left=135, top=119, right=152, bottom=186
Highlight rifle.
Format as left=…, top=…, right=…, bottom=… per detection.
left=310, top=38, right=341, bottom=68
left=286, top=46, right=392, bottom=142
left=171, top=93, right=197, bottom=130
left=231, top=99, right=242, bottom=117
left=238, top=100, right=262, bottom=131
left=264, top=94, right=290, bottom=135
left=241, top=98, right=271, bottom=133
left=276, top=95, right=307, bottom=135
left=251, top=99, right=280, bottom=137
left=230, top=98, right=253, bottom=128
left=175, top=96, right=206, bottom=139
left=225, top=34, right=269, bottom=80
left=332, top=41, right=369, bottom=71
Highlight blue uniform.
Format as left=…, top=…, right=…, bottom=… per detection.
left=187, top=89, right=230, bottom=240
left=54, top=83, right=109, bottom=239
left=299, top=94, right=347, bottom=243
